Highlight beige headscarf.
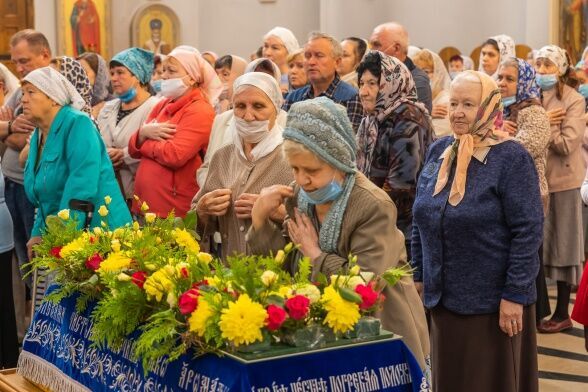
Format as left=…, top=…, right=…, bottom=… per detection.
left=433, top=70, right=510, bottom=206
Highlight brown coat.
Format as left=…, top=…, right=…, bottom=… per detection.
left=542, top=86, right=587, bottom=193
left=247, top=172, right=430, bottom=370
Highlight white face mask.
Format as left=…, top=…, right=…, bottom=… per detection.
left=160, top=75, right=190, bottom=99
left=234, top=117, right=270, bottom=143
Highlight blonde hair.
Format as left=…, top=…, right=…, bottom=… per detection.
left=287, top=49, right=304, bottom=65
left=412, top=50, right=434, bottom=72
left=282, top=139, right=311, bottom=158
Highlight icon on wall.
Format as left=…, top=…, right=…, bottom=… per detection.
left=56, top=0, right=111, bottom=58
left=131, top=4, right=179, bottom=56
left=556, top=0, right=587, bottom=64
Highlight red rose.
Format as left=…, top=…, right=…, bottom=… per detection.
left=266, top=304, right=287, bottom=331
left=180, top=267, right=189, bottom=278
left=355, top=283, right=379, bottom=310
left=178, top=288, right=200, bottom=315
left=50, top=247, right=63, bottom=259
left=192, top=279, right=209, bottom=288
left=285, top=295, right=310, bottom=320
left=85, top=253, right=103, bottom=271
left=131, top=271, right=148, bottom=289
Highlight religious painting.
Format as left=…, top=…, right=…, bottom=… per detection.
left=556, top=0, right=588, bottom=64
left=56, top=0, right=111, bottom=58
left=131, top=4, right=179, bottom=56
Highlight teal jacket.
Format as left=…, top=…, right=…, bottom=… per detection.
left=24, top=106, right=132, bottom=236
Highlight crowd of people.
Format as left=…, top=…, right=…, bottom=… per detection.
left=0, top=21, right=587, bottom=391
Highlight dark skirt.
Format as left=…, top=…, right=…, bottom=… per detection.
left=430, top=304, right=538, bottom=392
left=0, top=250, right=19, bottom=368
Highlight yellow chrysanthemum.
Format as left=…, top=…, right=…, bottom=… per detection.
left=98, top=205, right=109, bottom=217
left=57, top=209, right=70, bottom=220
left=173, top=228, right=200, bottom=254
left=143, top=266, right=175, bottom=302
left=219, top=294, right=267, bottom=346
left=188, top=298, right=213, bottom=337
left=197, top=252, right=212, bottom=264
left=97, top=252, right=132, bottom=274
left=322, top=286, right=361, bottom=334
left=59, top=235, right=88, bottom=259
left=145, top=213, right=156, bottom=224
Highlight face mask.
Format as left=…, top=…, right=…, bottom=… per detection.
left=117, top=87, right=137, bottom=103
left=536, top=74, right=558, bottom=90
left=150, top=79, right=162, bottom=93
left=502, top=96, right=516, bottom=108
left=234, top=117, right=270, bottom=143
left=449, top=71, right=460, bottom=80
left=160, top=75, right=190, bottom=99
left=579, top=83, right=588, bottom=99
left=299, top=177, right=343, bottom=205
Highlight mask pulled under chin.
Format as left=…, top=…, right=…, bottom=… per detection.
left=299, top=176, right=343, bottom=205
left=234, top=117, right=270, bottom=143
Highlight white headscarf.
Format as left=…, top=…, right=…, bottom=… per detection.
left=415, top=48, right=451, bottom=98
left=536, top=45, right=569, bottom=76
left=0, top=63, right=20, bottom=102
left=245, top=57, right=282, bottom=82
left=407, top=45, right=421, bottom=59
left=479, top=34, right=516, bottom=78
left=233, top=72, right=283, bottom=113
left=264, top=27, right=299, bottom=54
left=23, top=67, right=86, bottom=111
left=461, top=55, right=474, bottom=70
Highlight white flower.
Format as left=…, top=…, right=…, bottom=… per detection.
left=57, top=209, right=70, bottom=220
left=346, top=276, right=365, bottom=290
left=295, top=284, right=321, bottom=303
left=117, top=273, right=131, bottom=282
left=261, top=270, right=278, bottom=287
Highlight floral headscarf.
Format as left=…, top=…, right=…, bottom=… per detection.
left=479, top=34, right=516, bottom=78
left=356, top=51, right=428, bottom=173
left=536, top=45, right=569, bottom=76
left=55, top=56, right=92, bottom=115
left=502, top=57, right=541, bottom=121
left=434, top=71, right=510, bottom=206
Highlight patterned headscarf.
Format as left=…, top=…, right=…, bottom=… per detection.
left=433, top=71, right=510, bottom=206
left=502, top=57, right=541, bottom=121
left=479, top=34, right=516, bottom=78
left=55, top=56, right=92, bottom=115
left=536, top=45, right=569, bottom=76
left=356, top=51, right=428, bottom=174
left=110, top=48, right=154, bottom=85
left=23, top=67, right=86, bottom=111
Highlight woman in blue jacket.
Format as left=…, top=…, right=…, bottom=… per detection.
left=22, top=67, right=131, bottom=257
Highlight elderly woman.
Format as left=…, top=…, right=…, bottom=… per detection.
left=97, top=48, right=161, bottom=203
left=411, top=70, right=542, bottom=391
left=287, top=49, right=307, bottom=91
left=534, top=45, right=587, bottom=334
left=128, top=47, right=219, bottom=218
left=247, top=96, right=430, bottom=371
left=355, top=51, right=433, bottom=256
left=193, top=72, right=292, bottom=258
left=77, top=52, right=112, bottom=118
left=23, top=67, right=131, bottom=255
left=478, top=34, right=515, bottom=79
left=0, top=63, right=20, bottom=107
left=214, top=55, right=248, bottom=114
left=413, top=48, right=452, bottom=136
left=262, top=26, right=300, bottom=92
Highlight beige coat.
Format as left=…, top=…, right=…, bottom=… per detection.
left=542, top=86, right=587, bottom=193
left=247, top=172, right=430, bottom=370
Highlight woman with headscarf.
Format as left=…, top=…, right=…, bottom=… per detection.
left=355, top=51, right=434, bottom=256
left=248, top=96, right=430, bottom=373
left=0, top=63, right=20, bottom=107
left=197, top=58, right=287, bottom=188
left=413, top=48, right=452, bottom=136
left=262, top=26, right=300, bottom=92
left=97, top=48, right=161, bottom=203
left=77, top=51, right=112, bottom=118
left=534, top=45, right=587, bottom=334
left=411, top=70, right=542, bottom=391
left=193, top=72, right=292, bottom=259
left=128, top=47, right=220, bottom=218
left=214, top=55, right=248, bottom=114
left=201, top=51, right=218, bottom=67
left=23, top=67, right=131, bottom=256
left=478, top=34, right=516, bottom=79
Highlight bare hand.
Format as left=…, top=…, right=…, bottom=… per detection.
left=108, top=148, right=125, bottom=169
left=196, top=188, right=232, bottom=217
left=27, top=236, right=42, bottom=260
left=251, top=185, right=294, bottom=230
left=139, top=122, right=176, bottom=143
left=287, top=208, right=321, bottom=260
left=234, top=193, right=259, bottom=220
left=547, top=108, right=566, bottom=126
left=10, top=114, right=36, bottom=134
left=0, top=106, right=14, bottom=121
left=431, top=104, right=448, bottom=119
left=499, top=298, right=523, bottom=337
left=502, top=120, right=518, bottom=135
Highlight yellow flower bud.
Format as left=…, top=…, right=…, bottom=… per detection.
left=104, top=196, right=112, bottom=205
left=93, top=227, right=103, bottom=235
left=156, top=237, right=162, bottom=244
left=98, top=205, right=109, bottom=217
left=111, top=239, right=121, bottom=253
left=140, top=201, right=149, bottom=212
left=133, top=221, right=140, bottom=231
left=166, top=292, right=177, bottom=308
left=274, top=250, right=285, bottom=264
left=350, top=265, right=360, bottom=276
left=145, top=213, right=156, bottom=224
left=117, top=273, right=131, bottom=282
left=197, top=252, right=213, bottom=264
left=261, top=270, right=278, bottom=287
left=145, top=263, right=157, bottom=271
left=101, top=221, right=107, bottom=228
left=133, top=195, right=140, bottom=201
left=57, top=209, right=70, bottom=220
left=284, top=242, right=293, bottom=253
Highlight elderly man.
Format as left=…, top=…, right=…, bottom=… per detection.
left=369, top=22, right=433, bottom=113
left=283, top=32, right=363, bottom=132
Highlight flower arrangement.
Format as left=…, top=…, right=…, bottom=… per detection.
left=26, top=198, right=412, bottom=371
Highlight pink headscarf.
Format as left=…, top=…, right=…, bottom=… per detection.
left=167, top=47, right=223, bottom=105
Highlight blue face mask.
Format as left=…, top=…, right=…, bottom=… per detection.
left=536, top=74, right=558, bottom=90
left=579, top=83, right=588, bottom=99
left=449, top=71, right=460, bottom=80
left=299, top=179, right=343, bottom=205
left=502, top=96, right=516, bottom=107
left=151, top=79, right=162, bottom=93
left=118, top=87, right=137, bottom=103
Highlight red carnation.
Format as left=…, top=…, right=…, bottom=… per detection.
left=131, top=271, right=148, bottom=289
left=85, top=253, right=103, bottom=271
left=50, top=247, right=63, bottom=259
left=178, top=288, right=200, bottom=315
left=355, top=283, right=379, bottom=310
left=285, top=295, right=310, bottom=320
left=180, top=267, right=189, bottom=278
left=266, top=304, right=287, bottom=331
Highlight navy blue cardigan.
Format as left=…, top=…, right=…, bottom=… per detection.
left=411, top=137, right=543, bottom=315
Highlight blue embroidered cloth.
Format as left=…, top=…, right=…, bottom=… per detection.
left=18, top=288, right=428, bottom=391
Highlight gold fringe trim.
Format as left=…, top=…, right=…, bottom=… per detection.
left=17, top=351, right=90, bottom=392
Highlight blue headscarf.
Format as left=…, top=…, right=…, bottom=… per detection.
left=503, top=57, right=541, bottom=120
left=110, top=48, right=154, bottom=85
